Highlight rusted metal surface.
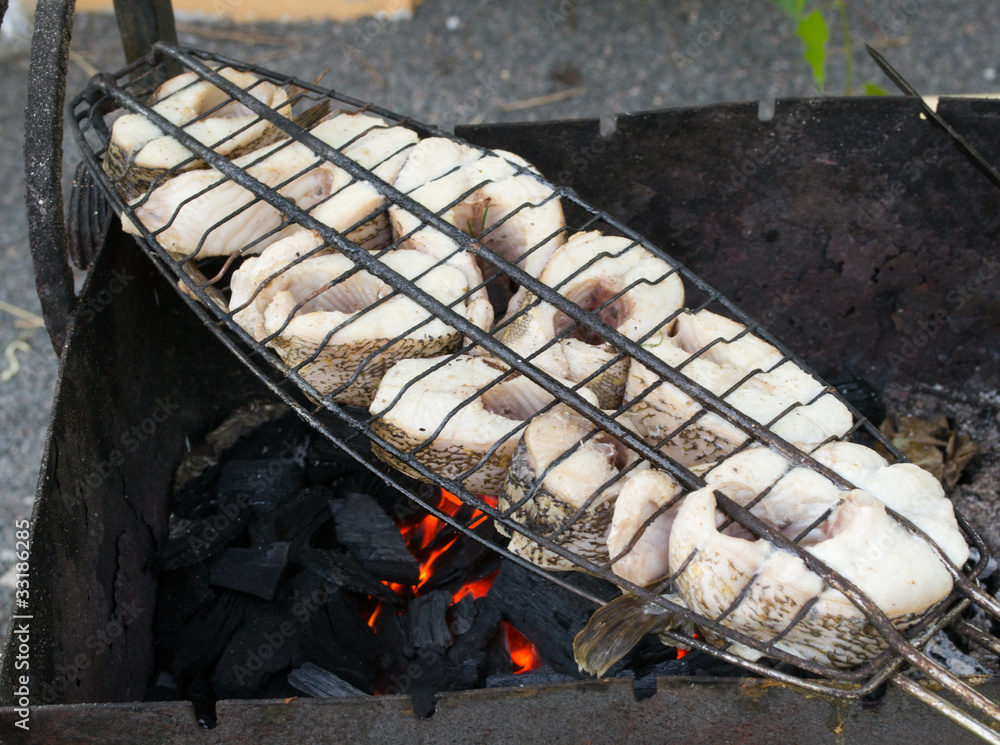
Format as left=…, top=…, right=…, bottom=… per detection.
left=3, top=677, right=1000, bottom=744
left=0, top=225, right=271, bottom=706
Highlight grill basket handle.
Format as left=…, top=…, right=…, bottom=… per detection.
left=25, top=0, right=176, bottom=354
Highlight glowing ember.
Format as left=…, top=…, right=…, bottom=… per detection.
left=451, top=570, right=499, bottom=603
left=505, top=622, right=543, bottom=674
left=367, top=488, right=544, bottom=680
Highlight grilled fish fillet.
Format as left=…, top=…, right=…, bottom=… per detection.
left=500, top=231, right=685, bottom=409
left=626, top=309, right=853, bottom=466
left=369, top=355, right=596, bottom=496
left=388, top=138, right=566, bottom=332
left=575, top=442, right=968, bottom=675
left=104, top=68, right=291, bottom=200
left=499, top=405, right=633, bottom=569
left=122, top=112, right=417, bottom=259
left=668, top=443, right=967, bottom=667
left=232, top=248, right=474, bottom=405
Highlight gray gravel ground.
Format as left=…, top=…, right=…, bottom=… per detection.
left=1, top=0, right=999, bottom=645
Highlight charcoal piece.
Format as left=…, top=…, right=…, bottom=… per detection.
left=248, top=486, right=333, bottom=548
left=154, top=564, right=216, bottom=635
left=306, top=434, right=360, bottom=485
left=299, top=547, right=400, bottom=605
left=288, top=662, right=367, bottom=698
left=299, top=587, right=381, bottom=693
left=382, top=648, right=478, bottom=718
left=448, top=597, right=501, bottom=663
left=217, top=458, right=304, bottom=515
left=630, top=658, right=694, bottom=701
left=448, top=593, right=477, bottom=637
left=146, top=670, right=182, bottom=702
left=188, top=671, right=217, bottom=730
left=170, top=463, right=220, bottom=520
left=207, top=542, right=290, bottom=600
left=330, top=492, right=419, bottom=585
left=156, top=503, right=251, bottom=571
left=405, top=590, right=452, bottom=654
left=211, top=594, right=306, bottom=699
left=337, top=468, right=433, bottom=523
left=170, top=590, right=248, bottom=715
left=827, top=372, right=885, bottom=427
left=484, top=616, right=514, bottom=679
left=485, top=666, right=578, bottom=689
left=375, top=605, right=410, bottom=667
left=488, top=562, right=619, bottom=677
left=377, top=597, right=499, bottom=712
left=222, top=411, right=312, bottom=463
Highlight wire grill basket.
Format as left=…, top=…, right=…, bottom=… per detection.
left=69, top=41, right=1000, bottom=739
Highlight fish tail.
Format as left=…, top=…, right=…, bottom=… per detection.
left=292, top=100, right=333, bottom=131
left=574, top=593, right=678, bottom=677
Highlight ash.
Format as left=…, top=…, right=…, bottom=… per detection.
left=884, top=382, right=1000, bottom=555
left=884, top=381, right=1000, bottom=673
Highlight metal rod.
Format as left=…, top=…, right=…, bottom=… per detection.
left=25, top=0, right=77, bottom=354
left=112, top=0, right=179, bottom=72
left=892, top=675, right=1000, bottom=745
left=866, top=44, right=1000, bottom=191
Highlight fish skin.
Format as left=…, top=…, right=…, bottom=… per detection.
left=122, top=112, right=417, bottom=259
left=499, top=231, right=683, bottom=410
left=626, top=309, right=853, bottom=467
left=234, top=249, right=472, bottom=405
left=104, top=68, right=292, bottom=200
left=498, top=403, right=629, bottom=570
left=369, top=356, right=596, bottom=496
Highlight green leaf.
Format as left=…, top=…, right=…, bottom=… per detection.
left=770, top=0, right=806, bottom=17
left=864, top=83, right=890, bottom=96
left=796, top=9, right=828, bottom=92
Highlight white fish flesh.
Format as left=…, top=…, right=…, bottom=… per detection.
left=499, top=404, right=632, bottom=569
left=122, top=112, right=417, bottom=259
left=500, top=231, right=685, bottom=408
left=626, top=309, right=853, bottom=466
left=576, top=442, right=968, bottom=675
left=605, top=468, right=684, bottom=586
left=668, top=442, right=968, bottom=667
left=369, top=355, right=596, bottom=496
left=104, top=68, right=291, bottom=199
left=389, top=138, right=566, bottom=332
left=232, top=248, right=475, bottom=405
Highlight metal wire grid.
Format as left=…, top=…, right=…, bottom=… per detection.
left=69, top=42, right=1000, bottom=721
